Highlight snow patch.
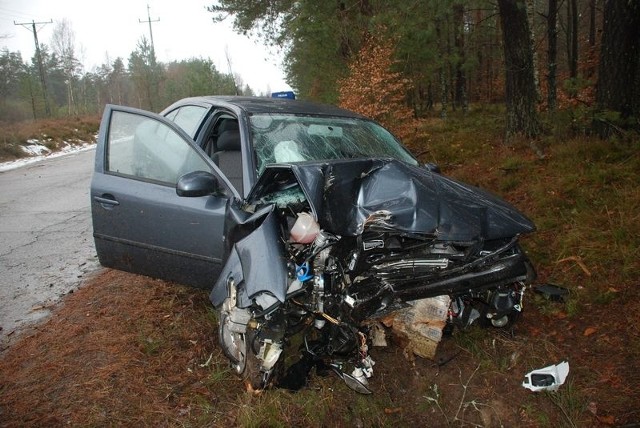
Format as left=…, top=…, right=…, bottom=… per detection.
left=1, top=139, right=96, bottom=172
left=22, top=140, right=52, bottom=156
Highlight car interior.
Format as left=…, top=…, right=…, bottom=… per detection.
left=205, top=118, right=243, bottom=196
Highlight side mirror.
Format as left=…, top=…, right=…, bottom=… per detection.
left=522, top=361, right=569, bottom=392
left=424, top=163, right=441, bottom=174
left=176, top=171, right=218, bottom=197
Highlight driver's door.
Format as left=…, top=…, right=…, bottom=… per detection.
left=91, top=105, right=232, bottom=288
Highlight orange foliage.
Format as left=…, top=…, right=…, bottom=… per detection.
left=338, top=31, right=419, bottom=143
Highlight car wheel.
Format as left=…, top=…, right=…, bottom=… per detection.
left=218, top=310, right=247, bottom=373
left=241, top=325, right=270, bottom=390
left=218, top=310, right=271, bottom=390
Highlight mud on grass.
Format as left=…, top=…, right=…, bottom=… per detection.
left=2, top=269, right=637, bottom=426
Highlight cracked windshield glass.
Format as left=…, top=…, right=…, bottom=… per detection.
left=250, top=114, right=419, bottom=174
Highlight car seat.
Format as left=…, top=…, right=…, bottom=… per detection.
left=212, top=120, right=243, bottom=195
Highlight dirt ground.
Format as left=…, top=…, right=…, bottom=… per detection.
left=1, top=268, right=639, bottom=427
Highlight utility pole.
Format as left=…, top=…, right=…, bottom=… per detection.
left=14, top=19, right=52, bottom=118
left=139, top=4, right=159, bottom=59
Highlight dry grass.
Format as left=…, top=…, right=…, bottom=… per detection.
left=3, top=267, right=638, bottom=426
left=0, top=268, right=560, bottom=427
left=0, top=116, right=100, bottom=162
left=0, top=270, right=241, bottom=426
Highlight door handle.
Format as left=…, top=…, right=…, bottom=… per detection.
left=94, top=195, right=120, bottom=207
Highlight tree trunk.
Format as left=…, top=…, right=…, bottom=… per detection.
left=426, top=82, right=433, bottom=111
left=587, top=0, right=598, bottom=78
left=454, top=3, right=468, bottom=113
left=490, top=3, right=501, bottom=102
left=498, top=0, right=541, bottom=138
left=67, top=81, right=72, bottom=115
left=594, top=0, right=640, bottom=136
left=28, top=77, right=37, bottom=120
left=527, top=0, right=541, bottom=101
left=337, top=1, right=352, bottom=60
left=547, top=0, right=558, bottom=111
left=589, top=0, right=597, bottom=47
left=436, top=19, right=448, bottom=119
left=569, top=0, right=579, bottom=79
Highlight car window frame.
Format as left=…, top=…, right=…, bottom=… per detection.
left=98, top=104, right=241, bottom=198
left=162, top=104, right=211, bottom=139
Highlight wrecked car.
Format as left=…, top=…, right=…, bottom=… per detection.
left=91, top=96, right=535, bottom=393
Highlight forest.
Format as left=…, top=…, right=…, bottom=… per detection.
left=1, top=0, right=638, bottom=142
left=209, top=0, right=638, bottom=140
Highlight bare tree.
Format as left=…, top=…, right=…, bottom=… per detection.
left=51, top=19, right=80, bottom=115
left=224, top=45, right=240, bottom=95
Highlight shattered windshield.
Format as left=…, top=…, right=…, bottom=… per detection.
left=250, top=114, right=418, bottom=174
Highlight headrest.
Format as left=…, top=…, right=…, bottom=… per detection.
left=218, top=119, right=239, bottom=134
left=217, top=129, right=241, bottom=151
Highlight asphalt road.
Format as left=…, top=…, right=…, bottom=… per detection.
left=0, top=148, right=100, bottom=348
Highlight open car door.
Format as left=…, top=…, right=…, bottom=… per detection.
left=90, top=105, right=231, bottom=288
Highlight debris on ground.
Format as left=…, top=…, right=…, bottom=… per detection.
left=522, top=361, right=570, bottom=392
left=381, top=296, right=450, bottom=359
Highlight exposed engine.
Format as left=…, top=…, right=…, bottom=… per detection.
left=211, top=159, right=535, bottom=393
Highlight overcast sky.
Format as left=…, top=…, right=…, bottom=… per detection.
left=0, top=0, right=291, bottom=95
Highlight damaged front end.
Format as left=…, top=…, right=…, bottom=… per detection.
left=210, top=159, right=536, bottom=392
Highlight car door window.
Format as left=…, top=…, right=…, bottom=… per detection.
left=165, top=105, right=209, bottom=138
left=107, top=110, right=211, bottom=185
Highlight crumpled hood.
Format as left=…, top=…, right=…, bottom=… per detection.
left=249, top=159, right=535, bottom=241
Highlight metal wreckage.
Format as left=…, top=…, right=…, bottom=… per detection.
left=210, top=158, right=536, bottom=393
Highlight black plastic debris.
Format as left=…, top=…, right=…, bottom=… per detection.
left=277, top=350, right=331, bottom=391
left=533, top=284, right=569, bottom=302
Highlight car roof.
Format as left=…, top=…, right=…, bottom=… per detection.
left=172, top=96, right=370, bottom=119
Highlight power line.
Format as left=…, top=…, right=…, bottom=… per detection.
left=14, top=19, right=52, bottom=118
left=139, top=4, right=159, bottom=58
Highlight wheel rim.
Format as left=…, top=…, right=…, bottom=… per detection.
left=218, top=311, right=247, bottom=374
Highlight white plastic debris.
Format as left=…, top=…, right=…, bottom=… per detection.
left=522, top=361, right=570, bottom=392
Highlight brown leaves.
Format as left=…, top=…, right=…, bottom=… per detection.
left=337, top=29, right=420, bottom=142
